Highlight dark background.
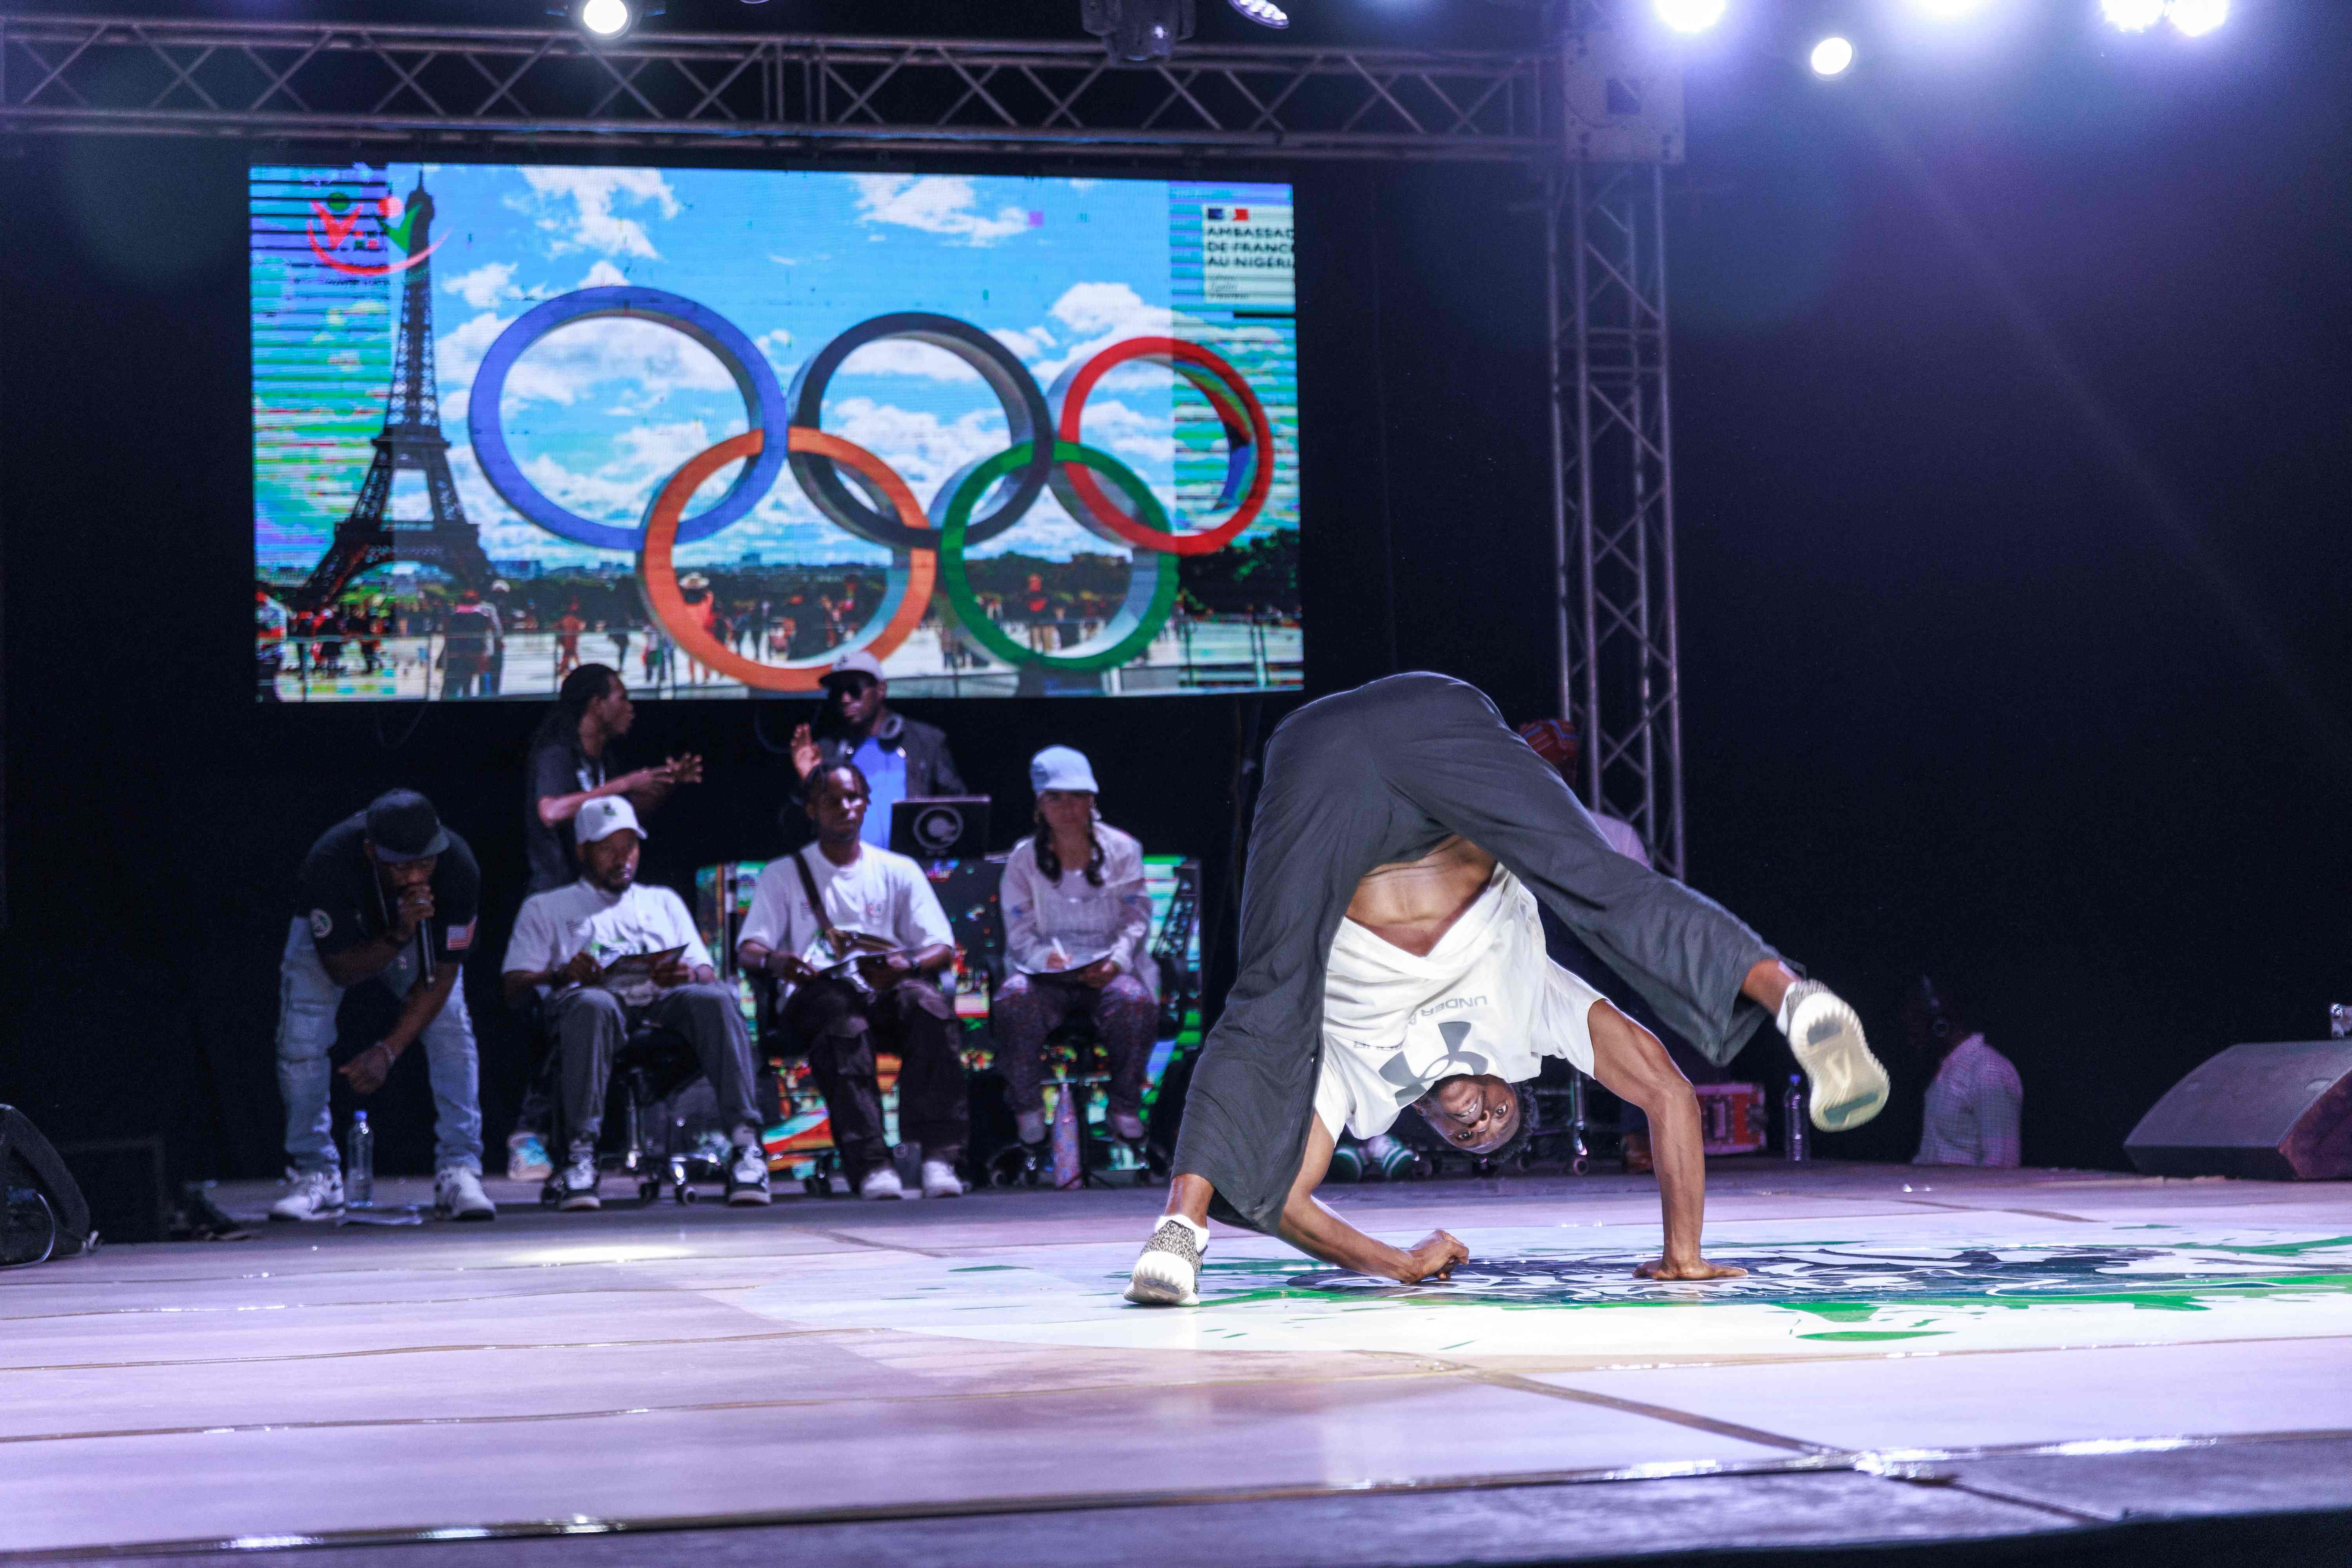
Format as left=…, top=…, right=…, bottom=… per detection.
left=1, top=0, right=2346, bottom=1181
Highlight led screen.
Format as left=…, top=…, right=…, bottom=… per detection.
left=252, top=163, right=1300, bottom=701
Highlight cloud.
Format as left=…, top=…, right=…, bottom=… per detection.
left=833, top=338, right=982, bottom=384
left=438, top=311, right=737, bottom=410
left=578, top=260, right=631, bottom=289
left=767, top=254, right=800, bottom=267
left=515, top=167, right=680, bottom=259
left=992, top=325, right=1057, bottom=359
left=443, top=261, right=518, bottom=310
left=850, top=176, right=1033, bottom=248
left=511, top=419, right=747, bottom=526
left=1031, top=281, right=1176, bottom=383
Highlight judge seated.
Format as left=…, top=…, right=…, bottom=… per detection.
left=501, top=797, right=769, bottom=1210
left=737, top=762, right=967, bottom=1201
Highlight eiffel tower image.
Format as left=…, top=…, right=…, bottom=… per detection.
left=295, top=174, right=494, bottom=611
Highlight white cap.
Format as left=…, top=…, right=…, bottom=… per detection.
left=1029, top=745, right=1100, bottom=796
left=575, top=795, right=645, bottom=846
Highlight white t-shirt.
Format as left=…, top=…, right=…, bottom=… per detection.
left=501, top=880, right=713, bottom=1005
left=737, top=842, right=954, bottom=996
left=1313, top=866, right=1604, bottom=1142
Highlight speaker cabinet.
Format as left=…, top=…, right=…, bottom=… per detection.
left=2125, top=1042, right=2352, bottom=1180
left=0, top=1105, right=96, bottom=1263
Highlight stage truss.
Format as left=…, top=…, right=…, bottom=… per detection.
left=0, top=8, right=1688, bottom=871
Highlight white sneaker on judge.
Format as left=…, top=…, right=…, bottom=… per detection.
left=435, top=1167, right=496, bottom=1222
left=859, top=1166, right=906, bottom=1201
left=726, top=1143, right=772, bottom=1206
left=557, top=1143, right=601, bottom=1211
left=1125, top=1215, right=1208, bottom=1307
left=921, top=1160, right=965, bottom=1199
left=1782, top=980, right=1890, bottom=1132
left=268, top=1167, right=344, bottom=1223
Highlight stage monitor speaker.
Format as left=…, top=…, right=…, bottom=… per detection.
left=0, top=1105, right=96, bottom=1264
left=2124, top=1041, right=2352, bottom=1180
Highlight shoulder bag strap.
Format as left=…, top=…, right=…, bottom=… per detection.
left=789, top=846, right=849, bottom=955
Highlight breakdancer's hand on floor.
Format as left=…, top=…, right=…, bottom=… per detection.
left=1587, top=998, right=1748, bottom=1284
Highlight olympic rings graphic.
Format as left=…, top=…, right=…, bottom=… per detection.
left=470, top=287, right=790, bottom=552
left=639, top=427, right=935, bottom=693
left=936, top=441, right=1180, bottom=675
left=465, top=286, right=1280, bottom=677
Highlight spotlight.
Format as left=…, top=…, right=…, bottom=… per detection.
left=1809, top=35, right=1855, bottom=75
left=1907, top=0, right=1988, bottom=17
left=2100, top=0, right=2164, bottom=30
left=1653, top=0, right=1727, bottom=33
left=576, top=0, right=633, bottom=37
left=1227, top=0, right=1289, bottom=25
left=2167, top=0, right=2227, bottom=36
left=1079, top=0, right=1195, bottom=61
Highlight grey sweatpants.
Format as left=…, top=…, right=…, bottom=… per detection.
left=1174, top=672, right=1780, bottom=1234
left=545, top=982, right=763, bottom=1148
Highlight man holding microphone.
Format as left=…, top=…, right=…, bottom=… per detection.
left=270, top=790, right=495, bottom=1223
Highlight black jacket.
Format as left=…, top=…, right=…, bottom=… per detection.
left=778, top=709, right=968, bottom=840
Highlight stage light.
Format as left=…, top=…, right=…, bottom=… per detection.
left=1907, top=0, right=1989, bottom=17
left=1079, top=0, right=1194, bottom=62
left=2100, top=0, right=2165, bottom=30
left=2167, top=0, right=2227, bottom=37
left=577, top=0, right=633, bottom=36
left=1810, top=35, right=1855, bottom=76
left=1653, top=0, right=1727, bottom=33
left=1226, top=0, right=1290, bottom=26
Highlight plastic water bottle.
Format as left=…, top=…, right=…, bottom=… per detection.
left=346, top=1111, right=375, bottom=1208
left=1050, top=1085, right=1082, bottom=1190
left=1782, top=1076, right=1808, bottom=1164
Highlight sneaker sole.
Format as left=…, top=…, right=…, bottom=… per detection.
left=1123, top=1278, right=1200, bottom=1307
left=440, top=1207, right=497, bottom=1222
left=558, top=1196, right=601, bottom=1211
left=267, top=1208, right=343, bottom=1222
left=726, top=1190, right=772, bottom=1206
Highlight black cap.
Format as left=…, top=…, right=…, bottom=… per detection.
left=365, top=789, right=450, bottom=863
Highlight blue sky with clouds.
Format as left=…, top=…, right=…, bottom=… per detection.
left=259, top=165, right=1297, bottom=574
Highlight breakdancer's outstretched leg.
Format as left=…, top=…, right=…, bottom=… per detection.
left=1126, top=673, right=1885, bottom=1306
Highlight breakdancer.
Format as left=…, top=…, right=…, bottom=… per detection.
left=1127, top=672, right=1887, bottom=1306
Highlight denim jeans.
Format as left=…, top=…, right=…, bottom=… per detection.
left=275, top=916, right=484, bottom=1175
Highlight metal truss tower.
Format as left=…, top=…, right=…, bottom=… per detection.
left=1548, top=9, right=1686, bottom=876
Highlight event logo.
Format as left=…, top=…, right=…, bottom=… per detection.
left=305, top=190, right=444, bottom=278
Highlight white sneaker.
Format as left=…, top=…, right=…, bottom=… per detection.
left=921, top=1159, right=965, bottom=1199
left=859, top=1166, right=906, bottom=1201
left=506, top=1131, right=551, bottom=1183
left=1782, top=980, right=1890, bottom=1132
left=557, top=1143, right=601, bottom=1211
left=726, top=1142, right=772, bottom=1206
left=1125, top=1215, right=1208, bottom=1307
left=268, top=1167, right=343, bottom=1223
left=435, top=1167, right=496, bottom=1222
left=1015, top=1111, right=1047, bottom=1146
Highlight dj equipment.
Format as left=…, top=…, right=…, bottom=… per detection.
left=891, top=796, right=992, bottom=862
left=2124, top=1041, right=2352, bottom=1180
left=0, top=1105, right=96, bottom=1265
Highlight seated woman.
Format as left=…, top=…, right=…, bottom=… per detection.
left=995, top=746, right=1161, bottom=1147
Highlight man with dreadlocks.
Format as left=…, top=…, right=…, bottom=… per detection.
left=996, top=746, right=1161, bottom=1150
left=522, top=664, right=702, bottom=896
left=1126, top=672, right=1889, bottom=1306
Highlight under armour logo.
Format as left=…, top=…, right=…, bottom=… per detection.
left=1381, top=1023, right=1494, bottom=1108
